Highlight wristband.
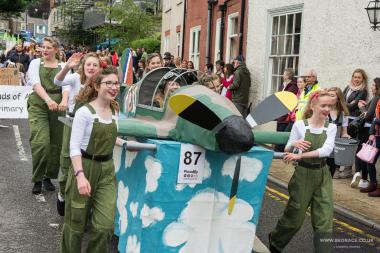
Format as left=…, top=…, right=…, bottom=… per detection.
left=74, top=170, right=84, bottom=177
left=45, top=98, right=52, bottom=104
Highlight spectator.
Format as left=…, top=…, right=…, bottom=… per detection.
left=174, top=57, right=181, bottom=68
left=228, top=55, right=251, bottom=117
left=136, top=59, right=146, bottom=81
left=145, top=53, right=163, bottom=73
left=9, top=44, right=30, bottom=72
left=59, top=50, right=66, bottom=62
left=326, top=87, right=350, bottom=177
left=204, top=63, right=214, bottom=75
left=339, top=69, right=369, bottom=179
left=185, top=60, right=197, bottom=84
left=352, top=78, right=380, bottom=193
left=275, top=68, right=298, bottom=152
left=16, top=63, right=27, bottom=86
left=199, top=74, right=221, bottom=93
left=368, top=79, right=380, bottom=197
left=215, top=60, right=225, bottom=80
left=111, top=51, right=119, bottom=67
left=0, top=53, right=7, bottom=68
left=187, top=61, right=195, bottom=70
left=163, top=52, right=175, bottom=68
left=141, top=47, right=148, bottom=62
left=287, top=76, right=307, bottom=132
left=296, top=69, right=321, bottom=120
left=181, top=59, right=188, bottom=69
left=221, top=63, right=234, bottom=100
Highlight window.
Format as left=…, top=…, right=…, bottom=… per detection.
left=163, top=0, right=171, bottom=11
left=20, top=23, right=26, bottom=31
left=36, top=25, right=45, bottom=34
left=268, top=10, right=302, bottom=94
left=226, top=13, right=239, bottom=63
left=176, top=32, right=181, bottom=57
left=214, top=18, right=221, bottom=64
left=164, top=35, right=170, bottom=53
left=189, top=26, right=201, bottom=70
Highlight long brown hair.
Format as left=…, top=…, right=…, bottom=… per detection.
left=303, top=89, right=331, bottom=119
left=77, top=52, right=100, bottom=84
left=76, top=66, right=119, bottom=111
left=327, top=87, right=349, bottom=116
left=351, top=68, right=368, bottom=90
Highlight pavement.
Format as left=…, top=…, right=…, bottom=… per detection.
left=269, top=159, right=380, bottom=230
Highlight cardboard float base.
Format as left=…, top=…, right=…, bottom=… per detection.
left=113, top=139, right=273, bottom=253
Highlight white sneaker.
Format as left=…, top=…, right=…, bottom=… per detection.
left=350, top=172, right=362, bottom=188
left=358, top=179, right=369, bottom=189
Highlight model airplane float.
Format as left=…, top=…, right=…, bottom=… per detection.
left=117, top=67, right=295, bottom=154
left=59, top=66, right=298, bottom=253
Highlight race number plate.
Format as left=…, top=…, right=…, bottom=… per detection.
left=177, top=144, right=206, bottom=184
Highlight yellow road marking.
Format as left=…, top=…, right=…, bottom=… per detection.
left=265, top=186, right=380, bottom=246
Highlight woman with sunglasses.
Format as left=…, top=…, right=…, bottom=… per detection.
left=61, top=66, right=125, bottom=252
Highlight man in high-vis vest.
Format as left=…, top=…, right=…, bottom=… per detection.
left=296, top=69, right=321, bottom=120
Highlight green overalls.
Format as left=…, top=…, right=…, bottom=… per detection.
left=28, top=61, right=64, bottom=182
left=61, top=104, right=117, bottom=253
left=59, top=101, right=85, bottom=196
left=270, top=120, right=333, bottom=253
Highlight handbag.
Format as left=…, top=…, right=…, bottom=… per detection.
left=347, top=114, right=365, bottom=138
left=356, top=140, right=378, bottom=164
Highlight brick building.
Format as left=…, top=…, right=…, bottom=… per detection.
left=182, top=0, right=248, bottom=71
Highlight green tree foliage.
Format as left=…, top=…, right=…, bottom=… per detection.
left=0, top=0, right=37, bottom=17
left=130, top=34, right=161, bottom=53
left=95, top=0, right=161, bottom=50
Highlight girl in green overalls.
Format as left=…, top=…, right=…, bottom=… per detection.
left=27, top=37, right=66, bottom=194
left=54, top=52, right=101, bottom=216
left=61, top=66, right=125, bottom=252
left=269, top=89, right=337, bottom=253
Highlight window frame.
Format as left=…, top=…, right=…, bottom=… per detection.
left=214, top=18, right=221, bottom=64
left=176, top=31, right=181, bottom=57
left=225, top=12, right=239, bottom=63
left=264, top=4, right=304, bottom=98
left=189, top=25, right=201, bottom=70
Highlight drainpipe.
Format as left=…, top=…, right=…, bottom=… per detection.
left=181, top=0, right=187, bottom=59
left=218, top=2, right=227, bottom=62
left=238, top=0, right=246, bottom=55
left=206, top=0, right=217, bottom=65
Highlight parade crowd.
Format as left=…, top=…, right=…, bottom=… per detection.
left=2, top=36, right=380, bottom=253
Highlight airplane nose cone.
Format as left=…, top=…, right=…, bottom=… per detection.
left=216, top=115, right=254, bottom=154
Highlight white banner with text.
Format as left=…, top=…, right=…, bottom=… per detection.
left=0, top=85, right=33, bottom=118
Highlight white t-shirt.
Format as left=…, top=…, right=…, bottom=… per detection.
left=70, top=106, right=118, bottom=157
left=54, top=72, right=82, bottom=113
left=286, top=120, right=337, bottom=158
left=27, top=58, right=65, bottom=87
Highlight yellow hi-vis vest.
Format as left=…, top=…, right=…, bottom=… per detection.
left=296, top=83, right=321, bottom=120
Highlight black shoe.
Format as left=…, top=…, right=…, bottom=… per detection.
left=32, top=182, right=42, bottom=195
left=43, top=178, right=56, bottom=191
left=57, top=195, right=65, bottom=216
left=268, top=233, right=281, bottom=253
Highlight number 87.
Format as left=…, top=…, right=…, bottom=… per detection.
left=184, top=151, right=202, bottom=165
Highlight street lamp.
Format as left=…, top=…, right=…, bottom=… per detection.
left=365, top=0, right=380, bottom=31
